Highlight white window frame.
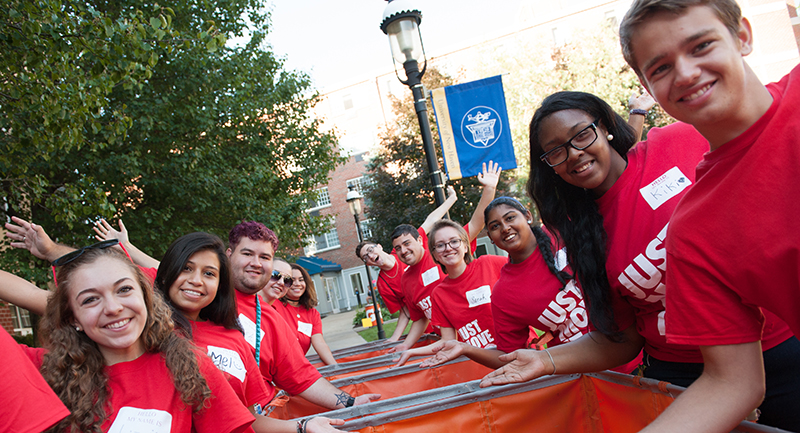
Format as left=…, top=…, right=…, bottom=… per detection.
left=345, top=176, right=373, bottom=194
left=307, top=187, right=331, bottom=211
left=303, top=227, right=341, bottom=255
left=10, top=304, right=33, bottom=336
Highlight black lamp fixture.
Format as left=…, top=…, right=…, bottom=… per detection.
left=381, top=0, right=447, bottom=208
left=346, top=185, right=385, bottom=339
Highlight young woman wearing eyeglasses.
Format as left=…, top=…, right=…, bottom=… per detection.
left=271, top=264, right=337, bottom=365
left=480, top=91, right=800, bottom=429
left=0, top=246, right=255, bottom=433
left=427, top=219, right=506, bottom=349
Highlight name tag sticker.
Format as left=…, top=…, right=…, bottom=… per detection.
left=466, top=285, right=492, bottom=308
left=207, top=345, right=247, bottom=382
left=238, top=313, right=263, bottom=349
left=107, top=407, right=172, bottom=433
left=640, top=166, right=692, bottom=210
left=298, top=321, right=313, bottom=337
left=421, top=266, right=440, bottom=287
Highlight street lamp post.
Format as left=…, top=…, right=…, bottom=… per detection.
left=380, top=0, right=447, bottom=208
left=346, top=186, right=386, bottom=339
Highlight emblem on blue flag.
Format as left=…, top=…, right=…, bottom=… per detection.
left=431, top=75, right=517, bottom=180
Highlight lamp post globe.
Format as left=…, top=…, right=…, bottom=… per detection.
left=380, top=0, right=447, bottom=209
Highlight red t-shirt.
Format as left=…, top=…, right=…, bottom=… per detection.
left=666, top=67, right=800, bottom=346
left=235, top=290, right=322, bottom=398
left=376, top=254, right=405, bottom=314
left=400, top=227, right=446, bottom=323
left=2, top=329, right=69, bottom=432
left=24, top=348, right=254, bottom=433
left=191, top=320, right=271, bottom=408
left=272, top=301, right=323, bottom=354
left=491, top=237, right=588, bottom=353
left=430, top=255, right=507, bottom=348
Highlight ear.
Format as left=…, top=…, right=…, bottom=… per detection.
left=226, top=248, right=232, bottom=258
left=525, top=209, right=535, bottom=222
left=737, top=17, right=754, bottom=56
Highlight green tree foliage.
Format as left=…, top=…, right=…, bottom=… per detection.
left=365, top=68, right=511, bottom=250
left=1, top=0, right=342, bottom=283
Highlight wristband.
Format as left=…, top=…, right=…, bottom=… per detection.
left=345, top=396, right=356, bottom=407
left=296, top=418, right=311, bottom=433
left=630, top=108, right=648, bottom=116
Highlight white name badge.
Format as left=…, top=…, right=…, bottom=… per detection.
left=107, top=407, right=172, bottom=433
left=640, top=166, right=692, bottom=210
left=421, top=266, right=440, bottom=287
left=207, top=345, right=247, bottom=383
left=466, top=285, right=492, bottom=308
left=238, top=313, right=263, bottom=349
left=298, top=321, right=313, bottom=337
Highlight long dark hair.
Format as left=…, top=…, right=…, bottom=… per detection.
left=155, top=232, right=242, bottom=338
left=483, top=197, right=572, bottom=288
left=286, top=264, right=319, bottom=309
left=527, top=91, right=636, bottom=338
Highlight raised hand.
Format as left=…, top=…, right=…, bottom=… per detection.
left=479, top=349, right=549, bottom=388
left=477, top=161, right=501, bottom=189
left=4, top=216, right=62, bottom=261
left=93, top=219, right=129, bottom=245
left=628, top=90, right=656, bottom=112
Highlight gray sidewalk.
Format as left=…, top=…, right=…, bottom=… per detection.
left=308, top=309, right=367, bottom=355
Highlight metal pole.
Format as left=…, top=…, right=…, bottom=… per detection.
left=403, top=59, right=447, bottom=208
left=354, top=213, right=385, bottom=339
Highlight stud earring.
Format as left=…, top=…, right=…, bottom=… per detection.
left=75, top=325, right=82, bottom=332
left=607, top=134, right=614, bottom=141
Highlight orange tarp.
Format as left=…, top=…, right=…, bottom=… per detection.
left=270, top=359, right=493, bottom=420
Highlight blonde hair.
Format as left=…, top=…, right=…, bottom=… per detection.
left=428, top=219, right=473, bottom=274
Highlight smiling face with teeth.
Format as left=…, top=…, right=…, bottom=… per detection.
left=538, top=109, right=627, bottom=197
left=67, top=256, right=147, bottom=365
left=167, top=249, right=220, bottom=321
left=630, top=6, right=767, bottom=149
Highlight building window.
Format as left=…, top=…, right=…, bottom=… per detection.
left=342, top=94, right=354, bottom=110
left=304, top=227, right=341, bottom=255
left=346, top=176, right=373, bottom=194
left=360, top=218, right=374, bottom=240
left=307, top=187, right=331, bottom=210
left=11, top=305, right=32, bottom=335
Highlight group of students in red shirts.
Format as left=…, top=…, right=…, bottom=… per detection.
left=1, top=218, right=373, bottom=432
left=370, top=1, right=800, bottom=432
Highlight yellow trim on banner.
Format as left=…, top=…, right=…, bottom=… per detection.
left=431, top=87, right=462, bottom=180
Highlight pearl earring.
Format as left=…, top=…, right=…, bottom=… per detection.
left=75, top=325, right=82, bottom=332
left=527, top=220, right=532, bottom=224
left=607, top=134, right=614, bottom=141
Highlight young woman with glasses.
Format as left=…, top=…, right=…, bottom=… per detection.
left=426, top=219, right=506, bottom=348
left=480, top=91, right=800, bottom=428
left=271, top=264, right=337, bottom=365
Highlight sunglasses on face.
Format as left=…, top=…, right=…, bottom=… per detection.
left=269, top=270, right=293, bottom=287
left=51, top=239, right=133, bottom=287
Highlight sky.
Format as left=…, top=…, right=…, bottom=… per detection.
left=264, top=0, right=528, bottom=92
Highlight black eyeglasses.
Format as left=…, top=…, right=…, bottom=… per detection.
left=270, top=270, right=293, bottom=288
left=360, top=245, right=376, bottom=263
left=433, top=238, right=462, bottom=252
left=539, top=120, right=599, bottom=167
left=51, top=239, right=132, bottom=287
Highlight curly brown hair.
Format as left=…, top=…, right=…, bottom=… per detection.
left=39, top=247, right=212, bottom=433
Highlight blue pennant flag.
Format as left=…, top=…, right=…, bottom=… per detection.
left=430, top=75, right=517, bottom=180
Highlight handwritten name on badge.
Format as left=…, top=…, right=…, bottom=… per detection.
left=207, top=345, right=247, bottom=382
left=107, top=407, right=172, bottom=433
left=421, top=266, right=440, bottom=287
left=238, top=314, right=264, bottom=349
left=640, top=166, right=691, bottom=210
left=466, top=285, right=492, bottom=308
left=298, top=321, right=313, bottom=337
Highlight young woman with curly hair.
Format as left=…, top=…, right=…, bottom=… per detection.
left=2, top=244, right=254, bottom=433
left=271, top=263, right=337, bottom=365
